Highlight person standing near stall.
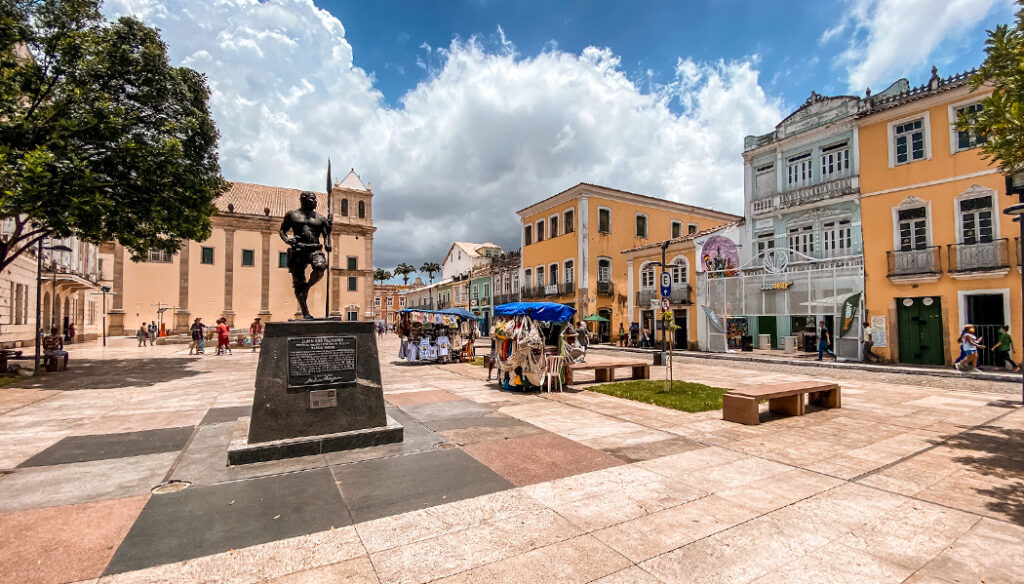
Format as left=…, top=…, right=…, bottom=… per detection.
left=249, top=317, right=263, bottom=352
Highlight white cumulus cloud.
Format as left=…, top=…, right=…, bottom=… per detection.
left=827, top=0, right=1006, bottom=93
left=103, top=0, right=783, bottom=269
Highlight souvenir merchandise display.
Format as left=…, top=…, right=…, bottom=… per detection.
left=397, top=308, right=478, bottom=364
left=490, top=302, right=579, bottom=391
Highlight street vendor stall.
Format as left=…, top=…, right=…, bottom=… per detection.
left=490, top=302, right=580, bottom=391
left=398, top=308, right=479, bottom=364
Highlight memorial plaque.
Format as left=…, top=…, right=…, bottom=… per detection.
left=287, top=336, right=356, bottom=390
left=309, top=389, right=337, bottom=409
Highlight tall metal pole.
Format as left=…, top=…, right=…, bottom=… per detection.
left=102, top=290, right=107, bottom=347
left=33, top=239, right=43, bottom=375
left=325, top=159, right=332, bottom=319
left=50, top=260, right=57, bottom=330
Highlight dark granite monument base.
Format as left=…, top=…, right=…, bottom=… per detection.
left=231, top=319, right=403, bottom=465
left=227, top=415, right=404, bottom=465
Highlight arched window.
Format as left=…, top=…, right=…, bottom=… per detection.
left=358, top=201, right=366, bottom=218
left=640, top=262, right=656, bottom=289
left=669, top=256, right=688, bottom=284
left=341, top=199, right=349, bottom=216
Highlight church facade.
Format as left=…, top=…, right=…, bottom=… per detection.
left=103, top=170, right=377, bottom=335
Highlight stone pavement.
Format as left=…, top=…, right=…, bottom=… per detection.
left=0, top=334, right=1022, bottom=583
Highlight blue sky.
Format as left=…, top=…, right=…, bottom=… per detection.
left=332, top=0, right=1010, bottom=112
left=105, top=0, right=1014, bottom=271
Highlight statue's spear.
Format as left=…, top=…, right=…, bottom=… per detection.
left=325, top=158, right=332, bottom=319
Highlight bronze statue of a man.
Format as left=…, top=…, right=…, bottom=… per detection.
left=280, top=191, right=332, bottom=319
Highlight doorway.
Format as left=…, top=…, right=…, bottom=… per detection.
left=673, top=309, right=688, bottom=350
left=641, top=310, right=654, bottom=346
left=897, top=297, right=944, bottom=365
left=966, top=293, right=1005, bottom=367
left=757, top=316, right=777, bottom=349
left=597, top=308, right=612, bottom=343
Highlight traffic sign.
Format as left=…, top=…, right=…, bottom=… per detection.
left=661, top=298, right=670, bottom=311
left=660, top=271, right=671, bottom=298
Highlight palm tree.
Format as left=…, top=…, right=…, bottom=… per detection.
left=393, top=263, right=416, bottom=286
left=374, top=268, right=392, bottom=285
left=419, top=261, right=441, bottom=309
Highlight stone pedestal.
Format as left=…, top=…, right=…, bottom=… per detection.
left=228, top=320, right=402, bottom=465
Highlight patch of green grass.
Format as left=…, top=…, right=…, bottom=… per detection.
left=591, top=380, right=728, bottom=413
left=469, top=357, right=484, bottom=366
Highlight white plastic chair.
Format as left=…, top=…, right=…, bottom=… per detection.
left=545, top=355, right=566, bottom=392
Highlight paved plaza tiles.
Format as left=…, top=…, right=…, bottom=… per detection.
left=0, top=336, right=1022, bottom=583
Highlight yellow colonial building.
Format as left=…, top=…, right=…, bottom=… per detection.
left=104, top=170, right=377, bottom=335
left=517, top=182, right=739, bottom=343
left=859, top=69, right=1020, bottom=366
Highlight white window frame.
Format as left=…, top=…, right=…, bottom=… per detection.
left=891, top=197, right=933, bottom=250
left=564, top=259, right=574, bottom=284
left=887, top=111, right=931, bottom=167
left=635, top=213, right=648, bottom=238
left=785, top=151, right=813, bottom=189
left=949, top=98, right=987, bottom=154
left=821, top=218, right=853, bottom=258
left=669, top=255, right=688, bottom=284
left=548, top=214, right=559, bottom=238
left=524, top=268, right=532, bottom=290
left=639, top=261, right=656, bottom=289
left=687, top=223, right=699, bottom=235
left=954, top=187, right=998, bottom=244
left=548, top=262, right=559, bottom=286
left=597, top=207, right=612, bottom=234
left=820, top=140, right=850, bottom=182
left=374, top=297, right=381, bottom=308
left=597, top=257, right=612, bottom=283
left=787, top=223, right=815, bottom=255
left=755, top=162, right=776, bottom=197
left=536, top=265, right=545, bottom=287
left=524, top=224, right=532, bottom=245
left=755, top=229, right=775, bottom=256
left=563, top=208, right=575, bottom=233
left=956, top=289, right=1011, bottom=336
left=671, top=220, right=682, bottom=239
left=536, top=219, right=546, bottom=242
left=399, top=296, right=406, bottom=307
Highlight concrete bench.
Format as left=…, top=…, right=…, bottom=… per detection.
left=566, top=360, right=650, bottom=385
left=723, top=380, right=840, bottom=425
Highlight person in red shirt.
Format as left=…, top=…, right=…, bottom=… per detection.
left=216, top=318, right=232, bottom=355
left=249, top=317, right=263, bottom=352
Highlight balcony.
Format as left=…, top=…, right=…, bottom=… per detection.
left=887, top=246, right=942, bottom=283
left=777, top=175, right=859, bottom=210
left=560, top=282, right=575, bottom=296
left=493, top=293, right=519, bottom=306
left=636, top=283, right=691, bottom=307
left=521, top=286, right=545, bottom=300
left=596, top=281, right=614, bottom=296
left=751, top=198, right=774, bottom=216
left=947, top=239, right=1010, bottom=278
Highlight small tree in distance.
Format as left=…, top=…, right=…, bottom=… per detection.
left=393, top=263, right=415, bottom=285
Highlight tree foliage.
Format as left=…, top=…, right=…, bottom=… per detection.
left=419, top=261, right=440, bottom=284
left=0, top=0, right=226, bottom=272
left=959, top=0, right=1024, bottom=173
left=373, top=268, right=391, bottom=284
left=393, top=262, right=415, bottom=285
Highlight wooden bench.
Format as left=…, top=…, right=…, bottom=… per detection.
left=565, top=360, right=650, bottom=385
left=723, top=380, right=841, bottom=425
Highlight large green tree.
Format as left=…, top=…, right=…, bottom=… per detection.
left=958, top=1, right=1024, bottom=173
left=393, top=263, right=415, bottom=285
left=0, top=0, right=226, bottom=273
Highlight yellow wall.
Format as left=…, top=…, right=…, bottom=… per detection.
left=859, top=87, right=1021, bottom=364
left=520, top=187, right=737, bottom=338
left=625, top=240, right=699, bottom=347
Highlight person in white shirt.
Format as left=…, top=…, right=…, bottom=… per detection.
left=861, top=321, right=878, bottom=363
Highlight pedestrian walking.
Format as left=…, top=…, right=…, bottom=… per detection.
left=216, top=318, right=232, bottom=355
left=992, top=325, right=1020, bottom=372
left=816, top=321, right=837, bottom=360
left=147, top=321, right=157, bottom=346
left=377, top=322, right=384, bottom=339
left=136, top=323, right=148, bottom=347
left=956, top=324, right=984, bottom=371
left=618, top=323, right=627, bottom=346
left=641, top=326, right=653, bottom=348
left=575, top=321, right=590, bottom=348
left=189, top=317, right=205, bottom=355
left=861, top=321, right=878, bottom=363
left=249, top=317, right=263, bottom=352
left=629, top=322, right=640, bottom=347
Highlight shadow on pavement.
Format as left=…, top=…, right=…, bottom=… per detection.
left=945, top=423, right=1024, bottom=526
left=16, top=357, right=204, bottom=391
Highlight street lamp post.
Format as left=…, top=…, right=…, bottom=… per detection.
left=34, top=241, right=73, bottom=375
left=1003, top=171, right=1024, bottom=405
left=89, top=286, right=113, bottom=346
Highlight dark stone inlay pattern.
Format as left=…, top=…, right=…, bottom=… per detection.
left=104, top=468, right=350, bottom=575
left=18, top=426, right=195, bottom=468
left=199, top=406, right=252, bottom=426
left=331, top=447, right=513, bottom=523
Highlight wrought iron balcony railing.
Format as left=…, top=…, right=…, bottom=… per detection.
left=947, top=239, right=1010, bottom=273
left=887, top=246, right=941, bottom=277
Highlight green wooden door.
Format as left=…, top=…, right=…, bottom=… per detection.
left=897, top=297, right=943, bottom=365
